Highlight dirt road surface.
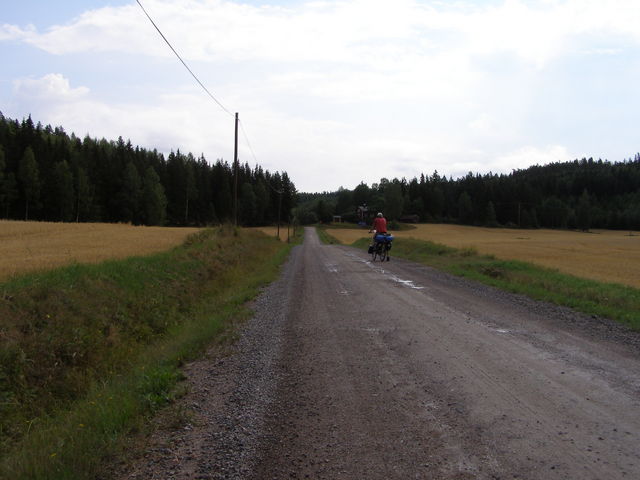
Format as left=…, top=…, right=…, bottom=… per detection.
left=121, top=227, right=640, bottom=480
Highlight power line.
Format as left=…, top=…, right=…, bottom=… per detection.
left=135, top=0, right=233, bottom=117
left=238, top=119, right=283, bottom=193
left=135, top=1, right=279, bottom=193
left=238, top=119, right=258, bottom=165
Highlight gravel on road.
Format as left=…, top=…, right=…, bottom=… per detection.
left=119, top=227, right=640, bottom=480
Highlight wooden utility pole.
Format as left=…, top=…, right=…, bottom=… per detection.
left=233, top=112, right=239, bottom=226
left=276, top=190, right=282, bottom=240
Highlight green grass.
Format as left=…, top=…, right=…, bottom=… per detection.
left=316, top=225, right=341, bottom=244
left=0, top=225, right=292, bottom=480
left=352, top=236, right=640, bottom=330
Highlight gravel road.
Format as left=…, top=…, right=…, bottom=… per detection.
left=120, top=227, right=640, bottom=480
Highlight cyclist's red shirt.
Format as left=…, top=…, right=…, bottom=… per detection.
left=372, top=217, right=387, bottom=233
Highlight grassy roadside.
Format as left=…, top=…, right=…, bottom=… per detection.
left=349, top=236, right=640, bottom=331
left=316, top=225, right=342, bottom=244
left=0, top=226, right=294, bottom=480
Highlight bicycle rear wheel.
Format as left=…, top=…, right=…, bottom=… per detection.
left=372, top=243, right=381, bottom=261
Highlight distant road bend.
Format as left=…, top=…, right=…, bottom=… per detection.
left=123, top=227, right=640, bottom=480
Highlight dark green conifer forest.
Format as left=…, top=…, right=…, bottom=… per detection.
left=297, top=156, right=640, bottom=230
left=0, top=113, right=296, bottom=226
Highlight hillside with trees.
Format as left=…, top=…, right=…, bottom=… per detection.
left=296, top=156, right=640, bottom=231
left=0, top=113, right=296, bottom=226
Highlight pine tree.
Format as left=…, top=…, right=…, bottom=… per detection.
left=239, top=182, right=257, bottom=225
left=3, top=173, right=18, bottom=219
left=184, top=160, right=197, bottom=224
left=119, top=162, right=141, bottom=223
left=51, top=160, right=75, bottom=221
left=75, top=167, right=93, bottom=222
left=0, top=145, right=5, bottom=186
left=315, top=199, right=332, bottom=223
left=0, top=145, right=5, bottom=215
left=353, top=182, right=371, bottom=208
left=142, top=166, right=167, bottom=226
left=384, top=182, right=404, bottom=221
left=253, top=181, right=269, bottom=225
left=213, top=162, right=233, bottom=223
left=540, top=196, right=569, bottom=228
left=18, top=146, right=40, bottom=220
left=0, top=113, right=297, bottom=226
left=458, top=191, right=473, bottom=224
left=485, top=201, right=498, bottom=227
left=577, top=189, right=591, bottom=231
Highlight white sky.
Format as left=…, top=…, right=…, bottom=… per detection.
left=1, top=0, right=639, bottom=192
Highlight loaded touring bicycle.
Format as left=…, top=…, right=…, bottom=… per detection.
left=369, top=232, right=394, bottom=262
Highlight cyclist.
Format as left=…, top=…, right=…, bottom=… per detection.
left=370, top=212, right=387, bottom=236
left=368, top=213, right=392, bottom=260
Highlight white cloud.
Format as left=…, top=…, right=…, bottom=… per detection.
left=7, top=0, right=640, bottom=65
left=3, top=1, right=639, bottom=191
left=0, top=73, right=600, bottom=192
left=8, top=73, right=362, bottom=190
left=493, top=145, right=573, bottom=172
left=13, top=74, right=90, bottom=102
left=10, top=73, right=228, bottom=156
left=0, top=23, right=36, bottom=41
left=468, top=113, right=495, bottom=133
left=14, top=4, right=160, bottom=56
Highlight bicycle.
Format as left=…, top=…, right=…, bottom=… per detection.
left=369, top=233, right=393, bottom=262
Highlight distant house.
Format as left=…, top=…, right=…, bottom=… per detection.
left=357, top=204, right=369, bottom=221
left=332, top=215, right=343, bottom=223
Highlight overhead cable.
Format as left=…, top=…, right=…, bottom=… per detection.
left=239, top=119, right=259, bottom=166
left=135, top=0, right=276, bottom=192
left=135, top=0, right=233, bottom=117
left=238, top=119, right=282, bottom=192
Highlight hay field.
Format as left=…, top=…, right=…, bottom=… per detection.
left=327, top=224, right=640, bottom=288
left=0, top=220, right=201, bottom=281
left=252, top=226, right=294, bottom=242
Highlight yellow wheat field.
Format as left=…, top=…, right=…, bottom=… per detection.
left=0, top=220, right=202, bottom=281
left=327, top=224, right=640, bottom=288
left=252, top=226, right=297, bottom=242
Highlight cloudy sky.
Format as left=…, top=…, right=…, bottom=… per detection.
left=1, top=0, right=639, bottom=192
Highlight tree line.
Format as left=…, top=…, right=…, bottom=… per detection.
left=0, top=113, right=296, bottom=226
left=297, top=156, right=640, bottom=230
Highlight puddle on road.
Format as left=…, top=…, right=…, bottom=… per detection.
left=325, top=262, right=339, bottom=273
left=324, top=262, right=352, bottom=295
left=389, top=274, right=424, bottom=290
left=344, top=252, right=425, bottom=290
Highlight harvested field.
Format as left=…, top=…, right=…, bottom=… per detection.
left=252, top=226, right=296, bottom=242
left=327, top=224, right=640, bottom=288
left=0, top=220, right=201, bottom=281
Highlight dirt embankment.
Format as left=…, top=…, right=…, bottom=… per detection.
left=119, top=227, right=640, bottom=480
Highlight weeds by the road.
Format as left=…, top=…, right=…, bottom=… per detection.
left=316, top=226, right=341, bottom=244
left=352, top=237, right=640, bottom=331
left=0, top=226, right=292, bottom=480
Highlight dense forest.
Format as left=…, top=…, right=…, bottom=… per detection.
left=297, top=155, right=640, bottom=230
left=3, top=112, right=638, bottom=231
left=0, top=112, right=296, bottom=226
